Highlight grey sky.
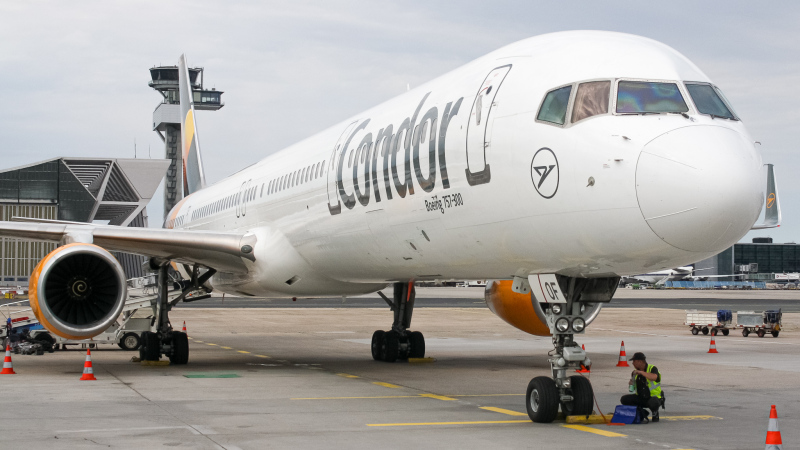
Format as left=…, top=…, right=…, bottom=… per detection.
left=1, top=1, right=798, bottom=244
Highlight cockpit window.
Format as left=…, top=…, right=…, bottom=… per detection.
left=685, top=83, right=737, bottom=120
left=572, top=81, right=610, bottom=123
left=537, top=85, right=572, bottom=125
left=616, top=81, right=689, bottom=114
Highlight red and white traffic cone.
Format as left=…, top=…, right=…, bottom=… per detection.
left=182, top=321, right=187, bottom=334
left=576, top=344, right=590, bottom=373
left=1, top=345, right=16, bottom=375
left=708, top=337, right=719, bottom=354
left=80, top=348, right=97, bottom=381
left=765, top=405, right=782, bottom=449
left=616, top=341, right=629, bottom=367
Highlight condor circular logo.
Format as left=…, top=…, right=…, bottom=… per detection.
left=530, top=148, right=559, bottom=199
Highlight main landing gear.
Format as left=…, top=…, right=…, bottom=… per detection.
left=139, top=261, right=215, bottom=364
left=521, top=276, right=617, bottom=423
left=371, top=282, right=425, bottom=362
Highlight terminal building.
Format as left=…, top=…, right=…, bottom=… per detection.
left=0, top=157, right=169, bottom=287
left=695, top=238, right=800, bottom=282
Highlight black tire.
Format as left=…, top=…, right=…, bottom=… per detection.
left=371, top=330, right=385, bottom=361
left=169, top=331, right=189, bottom=364
left=710, top=328, right=718, bottom=336
left=771, top=330, right=780, bottom=338
left=408, top=331, right=425, bottom=358
left=757, top=329, right=766, bottom=338
left=35, top=332, right=55, bottom=345
left=691, top=327, right=699, bottom=335
left=742, top=329, right=750, bottom=337
left=383, top=331, right=399, bottom=363
left=722, top=329, right=729, bottom=336
left=141, top=331, right=161, bottom=361
left=119, top=332, right=141, bottom=351
left=526, top=376, right=560, bottom=423
left=702, top=327, right=709, bottom=335
left=561, top=376, right=594, bottom=417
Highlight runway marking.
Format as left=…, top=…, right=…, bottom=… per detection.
left=420, top=393, right=457, bottom=401
left=254, top=355, right=270, bottom=358
left=206, top=343, right=217, bottom=346
left=194, top=340, right=204, bottom=343
left=661, top=415, right=721, bottom=421
left=480, top=406, right=527, bottom=416
left=55, top=426, right=202, bottom=435
left=368, top=420, right=530, bottom=427
left=220, top=346, right=232, bottom=349
left=293, top=395, right=421, bottom=400
left=562, top=424, right=626, bottom=437
left=337, top=373, right=360, bottom=378
left=373, top=381, right=401, bottom=388
left=237, top=350, right=251, bottom=354
left=448, top=394, right=524, bottom=397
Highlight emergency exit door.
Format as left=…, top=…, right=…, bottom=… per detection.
left=465, top=64, right=512, bottom=186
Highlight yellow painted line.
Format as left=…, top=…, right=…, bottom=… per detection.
left=237, top=350, right=250, bottom=354
left=662, top=415, right=721, bottom=421
left=220, top=346, right=232, bottom=349
left=373, top=382, right=401, bottom=388
left=447, top=394, right=523, bottom=397
left=420, top=394, right=457, bottom=401
left=293, top=395, right=420, bottom=400
left=368, top=420, right=529, bottom=427
left=254, top=355, right=270, bottom=358
left=562, top=424, right=626, bottom=437
left=206, top=343, right=217, bottom=346
left=337, top=373, right=360, bottom=378
left=194, top=340, right=204, bottom=343
left=187, top=337, right=193, bottom=340
left=480, top=406, right=527, bottom=416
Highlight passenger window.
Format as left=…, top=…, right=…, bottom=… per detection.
left=537, top=86, right=572, bottom=125
left=685, top=83, right=737, bottom=120
left=571, top=81, right=610, bottom=123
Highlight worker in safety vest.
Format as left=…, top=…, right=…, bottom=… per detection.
left=620, top=352, right=663, bottom=422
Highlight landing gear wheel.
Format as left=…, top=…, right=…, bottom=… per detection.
left=371, top=330, right=386, bottom=361
left=722, top=329, right=730, bottom=336
left=691, top=327, right=699, bottom=335
left=710, top=328, right=718, bottom=336
left=119, top=332, right=141, bottom=351
left=526, top=376, right=559, bottom=423
left=757, top=329, right=766, bottom=338
left=408, top=331, right=425, bottom=358
left=742, top=329, right=750, bottom=337
left=169, top=331, right=189, bottom=364
left=771, top=330, right=780, bottom=338
left=561, top=375, right=594, bottom=417
left=383, top=331, right=399, bottom=363
left=141, top=331, right=161, bottom=361
left=702, top=327, right=709, bottom=335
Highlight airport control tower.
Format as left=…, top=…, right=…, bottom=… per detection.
left=149, top=65, right=224, bottom=218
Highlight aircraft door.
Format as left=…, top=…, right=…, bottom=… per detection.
left=327, top=121, right=358, bottom=215
left=465, top=65, right=512, bottom=186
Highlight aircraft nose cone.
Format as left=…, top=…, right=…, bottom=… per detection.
left=636, top=126, right=762, bottom=252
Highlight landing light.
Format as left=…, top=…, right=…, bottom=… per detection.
left=551, top=304, right=562, bottom=314
left=573, top=318, right=585, bottom=332
left=556, top=318, right=570, bottom=332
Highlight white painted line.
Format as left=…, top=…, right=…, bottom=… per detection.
left=56, top=426, right=200, bottom=435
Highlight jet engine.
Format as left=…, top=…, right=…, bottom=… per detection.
left=484, top=280, right=551, bottom=336
left=29, top=243, right=127, bottom=340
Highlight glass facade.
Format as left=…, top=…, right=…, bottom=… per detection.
left=0, top=205, right=57, bottom=284
left=734, top=243, right=800, bottom=274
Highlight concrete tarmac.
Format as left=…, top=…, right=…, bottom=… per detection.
left=1, top=301, right=797, bottom=449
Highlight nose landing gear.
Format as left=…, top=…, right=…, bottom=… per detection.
left=371, top=282, right=425, bottom=362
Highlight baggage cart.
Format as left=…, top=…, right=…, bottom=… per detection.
left=737, top=309, right=782, bottom=338
left=685, top=309, right=734, bottom=336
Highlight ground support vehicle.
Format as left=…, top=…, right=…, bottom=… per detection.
left=685, top=310, right=734, bottom=336
left=737, top=310, right=782, bottom=338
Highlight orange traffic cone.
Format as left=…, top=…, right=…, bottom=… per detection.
left=576, top=345, right=590, bottom=373
left=80, top=348, right=97, bottom=381
left=182, top=321, right=187, bottom=333
left=708, top=337, right=719, bottom=354
left=616, top=341, right=629, bottom=367
left=765, top=405, right=782, bottom=449
left=1, top=345, right=16, bottom=375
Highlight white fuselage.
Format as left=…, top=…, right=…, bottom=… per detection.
left=165, top=31, right=764, bottom=297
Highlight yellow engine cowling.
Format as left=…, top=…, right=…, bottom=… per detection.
left=29, top=243, right=127, bottom=340
left=484, top=280, right=551, bottom=336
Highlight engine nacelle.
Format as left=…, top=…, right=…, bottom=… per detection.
left=484, top=280, right=551, bottom=336
left=29, top=243, right=127, bottom=340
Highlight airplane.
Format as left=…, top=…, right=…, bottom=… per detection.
left=622, top=266, right=746, bottom=285
left=0, top=31, right=781, bottom=423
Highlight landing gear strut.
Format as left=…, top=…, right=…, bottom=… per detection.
left=371, top=282, right=425, bottom=362
left=522, top=275, right=617, bottom=423
left=139, top=261, right=215, bottom=364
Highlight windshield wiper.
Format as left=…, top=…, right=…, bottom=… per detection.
left=668, top=112, right=691, bottom=119
left=709, top=114, right=733, bottom=120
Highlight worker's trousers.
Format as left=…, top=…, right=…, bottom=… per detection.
left=620, top=394, right=661, bottom=413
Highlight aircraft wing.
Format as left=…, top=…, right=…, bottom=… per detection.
left=0, top=218, right=256, bottom=273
